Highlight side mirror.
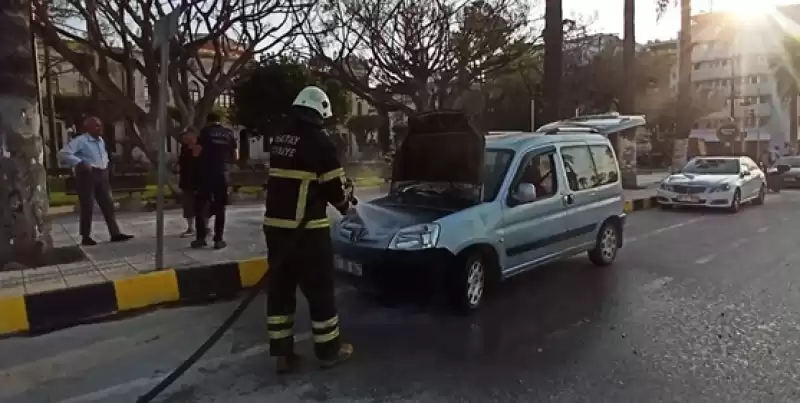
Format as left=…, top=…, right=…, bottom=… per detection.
left=512, top=183, right=537, bottom=204
left=777, top=164, right=791, bottom=174
left=740, top=170, right=750, bottom=178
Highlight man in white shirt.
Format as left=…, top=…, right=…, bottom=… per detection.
left=58, top=116, right=133, bottom=246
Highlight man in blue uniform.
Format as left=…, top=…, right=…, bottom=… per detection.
left=264, top=86, right=355, bottom=373
left=191, top=112, right=237, bottom=250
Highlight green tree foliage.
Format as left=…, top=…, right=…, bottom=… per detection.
left=230, top=57, right=350, bottom=138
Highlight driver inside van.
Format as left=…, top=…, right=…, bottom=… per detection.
left=521, top=155, right=556, bottom=199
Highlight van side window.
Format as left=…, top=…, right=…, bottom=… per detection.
left=511, top=150, right=559, bottom=201
left=588, top=145, right=619, bottom=186
left=560, top=146, right=596, bottom=191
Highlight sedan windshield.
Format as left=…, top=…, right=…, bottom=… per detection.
left=681, top=158, right=740, bottom=175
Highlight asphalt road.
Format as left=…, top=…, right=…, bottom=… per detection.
left=3, top=192, right=800, bottom=402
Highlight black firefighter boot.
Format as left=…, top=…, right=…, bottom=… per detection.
left=319, top=343, right=354, bottom=369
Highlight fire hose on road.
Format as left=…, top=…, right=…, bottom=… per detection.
left=136, top=182, right=358, bottom=403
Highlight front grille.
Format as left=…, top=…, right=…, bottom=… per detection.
left=672, top=185, right=705, bottom=194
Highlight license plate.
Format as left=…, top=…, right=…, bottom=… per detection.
left=676, top=194, right=698, bottom=202
left=334, top=255, right=362, bottom=276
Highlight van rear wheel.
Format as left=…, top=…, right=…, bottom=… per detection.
left=588, top=221, right=619, bottom=266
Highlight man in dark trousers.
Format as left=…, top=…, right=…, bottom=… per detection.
left=191, top=112, right=237, bottom=250
left=264, top=86, right=355, bottom=373
left=58, top=116, right=133, bottom=246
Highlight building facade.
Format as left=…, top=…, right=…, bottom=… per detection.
left=671, top=5, right=800, bottom=155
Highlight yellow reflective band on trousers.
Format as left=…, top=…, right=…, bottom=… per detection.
left=267, top=315, right=293, bottom=325
left=268, top=329, right=293, bottom=340
left=313, top=328, right=340, bottom=343
left=319, top=167, right=345, bottom=183
left=266, top=168, right=333, bottom=229
left=312, top=315, right=339, bottom=329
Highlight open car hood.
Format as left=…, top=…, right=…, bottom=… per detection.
left=536, top=113, right=647, bottom=135
left=391, top=111, right=485, bottom=193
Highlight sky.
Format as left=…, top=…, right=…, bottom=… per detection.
left=552, top=0, right=800, bottom=42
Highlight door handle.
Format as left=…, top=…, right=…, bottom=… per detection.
left=563, top=194, right=575, bottom=205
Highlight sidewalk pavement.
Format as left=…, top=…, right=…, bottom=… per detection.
left=0, top=186, right=659, bottom=337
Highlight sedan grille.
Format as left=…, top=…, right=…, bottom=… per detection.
left=672, top=185, right=706, bottom=194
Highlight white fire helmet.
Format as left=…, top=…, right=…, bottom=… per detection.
left=292, top=86, right=333, bottom=119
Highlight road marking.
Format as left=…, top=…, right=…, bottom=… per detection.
left=626, top=217, right=706, bottom=244
left=757, top=227, right=769, bottom=233
left=0, top=336, right=145, bottom=399
left=731, top=238, right=747, bottom=248
left=58, top=333, right=313, bottom=403
left=694, top=254, right=716, bottom=264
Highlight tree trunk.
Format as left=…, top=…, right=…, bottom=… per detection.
left=239, top=129, right=250, bottom=166
left=673, top=0, right=693, bottom=169
left=619, top=0, right=638, bottom=189
left=790, top=95, right=798, bottom=150
left=0, top=0, right=52, bottom=268
left=542, top=0, right=563, bottom=125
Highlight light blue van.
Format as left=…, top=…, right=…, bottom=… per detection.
left=332, top=111, right=643, bottom=312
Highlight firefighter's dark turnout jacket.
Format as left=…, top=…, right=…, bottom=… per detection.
left=264, top=116, right=349, bottom=359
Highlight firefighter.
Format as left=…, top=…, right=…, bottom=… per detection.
left=264, top=86, right=355, bottom=373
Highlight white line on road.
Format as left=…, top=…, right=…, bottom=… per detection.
left=58, top=333, right=312, bottom=403
left=694, top=254, right=716, bottom=265
left=626, top=217, right=706, bottom=245
left=757, top=227, right=769, bottom=233
left=731, top=238, right=747, bottom=248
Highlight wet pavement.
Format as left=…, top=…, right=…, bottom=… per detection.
left=3, top=191, right=800, bottom=402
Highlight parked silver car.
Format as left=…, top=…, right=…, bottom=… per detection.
left=332, top=111, right=638, bottom=312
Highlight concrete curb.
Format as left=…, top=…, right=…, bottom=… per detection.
left=0, top=258, right=268, bottom=337
left=3, top=193, right=657, bottom=337
left=623, top=195, right=658, bottom=213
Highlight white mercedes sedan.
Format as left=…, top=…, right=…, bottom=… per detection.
left=656, top=156, right=766, bottom=213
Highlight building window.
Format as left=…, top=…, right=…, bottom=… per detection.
left=77, top=78, right=90, bottom=96
left=189, top=82, right=201, bottom=102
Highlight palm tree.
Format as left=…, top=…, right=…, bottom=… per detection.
left=656, top=0, right=693, bottom=168
left=0, top=0, right=52, bottom=268
left=542, top=0, right=563, bottom=125
left=620, top=0, right=637, bottom=188
left=772, top=37, right=800, bottom=151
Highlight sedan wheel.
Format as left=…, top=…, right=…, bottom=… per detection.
left=752, top=184, right=766, bottom=206
left=728, top=189, right=741, bottom=213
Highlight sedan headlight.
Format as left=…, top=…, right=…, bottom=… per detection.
left=660, top=182, right=673, bottom=191
left=710, top=183, right=732, bottom=192
left=389, top=223, right=440, bottom=250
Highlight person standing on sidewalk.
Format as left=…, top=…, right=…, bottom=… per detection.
left=58, top=116, right=134, bottom=246
left=264, top=86, right=355, bottom=373
left=191, top=112, right=237, bottom=250
left=177, top=128, right=203, bottom=237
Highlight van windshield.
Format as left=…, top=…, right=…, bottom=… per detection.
left=484, top=149, right=514, bottom=201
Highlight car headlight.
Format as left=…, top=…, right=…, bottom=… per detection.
left=710, top=183, right=731, bottom=192
left=389, top=223, right=440, bottom=250
left=660, top=182, right=673, bottom=191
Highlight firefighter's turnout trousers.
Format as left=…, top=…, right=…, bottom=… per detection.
left=265, top=226, right=341, bottom=360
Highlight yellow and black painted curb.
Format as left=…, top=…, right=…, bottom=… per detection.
left=0, top=257, right=269, bottom=337
left=1, top=194, right=657, bottom=337
left=623, top=195, right=658, bottom=213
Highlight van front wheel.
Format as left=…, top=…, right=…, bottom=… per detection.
left=588, top=221, right=619, bottom=266
left=450, top=252, right=486, bottom=314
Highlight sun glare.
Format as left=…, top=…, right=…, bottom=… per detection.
left=726, top=0, right=777, bottom=19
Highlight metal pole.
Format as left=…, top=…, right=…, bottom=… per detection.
left=155, top=43, right=168, bottom=269
left=756, top=85, right=762, bottom=159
